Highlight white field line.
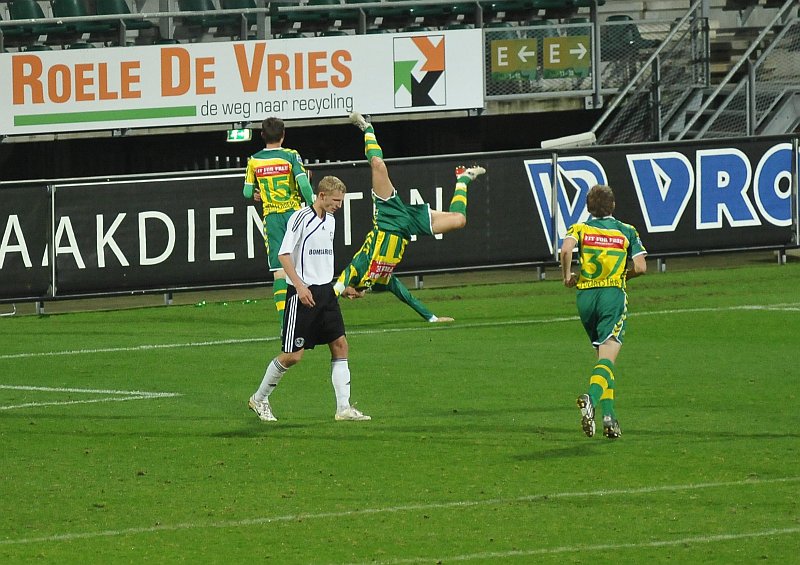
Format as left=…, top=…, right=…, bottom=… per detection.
left=0, top=337, right=273, bottom=360
left=343, top=527, right=800, bottom=565
left=1, top=302, right=798, bottom=361
left=0, top=476, right=797, bottom=548
left=0, top=385, right=181, bottom=411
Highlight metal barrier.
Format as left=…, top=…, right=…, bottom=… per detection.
left=590, top=0, right=709, bottom=145
left=685, top=0, right=800, bottom=139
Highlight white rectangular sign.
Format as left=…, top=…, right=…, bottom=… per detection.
left=0, top=29, right=485, bottom=136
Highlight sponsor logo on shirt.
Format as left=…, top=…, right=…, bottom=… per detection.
left=584, top=233, right=625, bottom=249
left=368, top=260, right=396, bottom=279
left=308, top=249, right=334, bottom=256
left=255, top=163, right=290, bottom=176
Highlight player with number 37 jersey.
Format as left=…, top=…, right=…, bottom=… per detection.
left=561, top=184, right=648, bottom=441
left=564, top=218, right=646, bottom=290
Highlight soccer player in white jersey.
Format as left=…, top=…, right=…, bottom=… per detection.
left=248, top=175, right=371, bottom=422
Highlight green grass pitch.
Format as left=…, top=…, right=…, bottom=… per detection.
left=1, top=259, right=798, bottom=563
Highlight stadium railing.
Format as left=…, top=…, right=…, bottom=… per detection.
left=0, top=0, right=607, bottom=49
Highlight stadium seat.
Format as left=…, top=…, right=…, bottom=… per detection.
left=280, top=0, right=342, bottom=35
left=483, top=20, right=518, bottom=36
left=600, top=14, right=658, bottom=86
left=215, top=0, right=258, bottom=39
left=51, top=0, right=116, bottom=36
left=387, top=0, right=445, bottom=29
left=95, top=0, right=156, bottom=44
left=343, top=0, right=406, bottom=32
left=8, top=0, right=65, bottom=45
left=264, top=0, right=297, bottom=36
left=444, top=22, right=475, bottom=30
left=342, top=0, right=398, bottom=29
left=278, top=30, right=306, bottom=39
left=723, top=0, right=758, bottom=10
left=0, top=12, right=27, bottom=50
left=532, top=0, right=606, bottom=20
left=523, top=18, right=558, bottom=43
left=20, top=42, right=53, bottom=50
left=448, top=2, right=485, bottom=27
left=66, top=41, right=96, bottom=48
left=601, top=14, right=658, bottom=61
left=175, top=0, right=238, bottom=41
left=482, top=1, right=537, bottom=24
left=219, top=0, right=257, bottom=25
left=398, top=25, right=433, bottom=33
left=398, top=0, right=452, bottom=28
left=565, top=15, right=589, bottom=36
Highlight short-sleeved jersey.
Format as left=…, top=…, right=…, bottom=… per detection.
left=564, top=217, right=647, bottom=290
left=244, top=147, right=309, bottom=215
left=336, top=228, right=408, bottom=290
left=279, top=206, right=336, bottom=286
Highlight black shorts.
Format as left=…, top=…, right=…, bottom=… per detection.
left=282, top=283, right=346, bottom=353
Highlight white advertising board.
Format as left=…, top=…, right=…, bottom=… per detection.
left=0, top=29, right=484, bottom=135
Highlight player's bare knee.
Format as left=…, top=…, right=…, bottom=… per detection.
left=329, top=336, right=349, bottom=358
left=279, top=351, right=303, bottom=367
left=370, top=156, right=387, bottom=172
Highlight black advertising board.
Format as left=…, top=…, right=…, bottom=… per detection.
left=52, top=174, right=271, bottom=295
left=0, top=185, right=51, bottom=300
left=0, top=135, right=797, bottom=302
left=44, top=159, right=552, bottom=297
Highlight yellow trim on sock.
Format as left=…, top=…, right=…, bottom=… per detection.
left=450, top=195, right=468, bottom=206
left=589, top=375, right=609, bottom=389
left=600, top=388, right=615, bottom=400
left=594, top=363, right=615, bottom=381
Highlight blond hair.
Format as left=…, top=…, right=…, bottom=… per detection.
left=317, top=175, right=346, bottom=195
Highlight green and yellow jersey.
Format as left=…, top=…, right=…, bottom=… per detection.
left=335, top=190, right=433, bottom=292
left=565, top=217, right=647, bottom=290
left=243, top=147, right=314, bottom=215
left=336, top=228, right=408, bottom=290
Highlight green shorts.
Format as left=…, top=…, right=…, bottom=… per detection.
left=374, top=192, right=434, bottom=240
left=263, top=210, right=295, bottom=271
left=575, top=286, right=628, bottom=346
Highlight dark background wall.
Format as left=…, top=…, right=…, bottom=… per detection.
left=0, top=109, right=601, bottom=180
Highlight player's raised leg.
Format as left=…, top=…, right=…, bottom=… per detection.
left=430, top=165, right=486, bottom=234
left=350, top=112, right=395, bottom=200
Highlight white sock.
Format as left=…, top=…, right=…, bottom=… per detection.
left=254, top=358, right=287, bottom=401
left=331, top=358, right=351, bottom=412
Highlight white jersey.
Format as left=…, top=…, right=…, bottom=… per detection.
left=279, top=206, right=336, bottom=286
